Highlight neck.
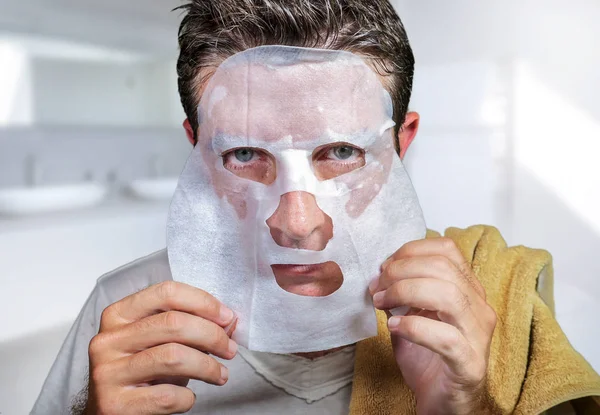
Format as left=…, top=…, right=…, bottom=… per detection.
left=293, top=344, right=351, bottom=360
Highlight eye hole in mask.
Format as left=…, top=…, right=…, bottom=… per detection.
left=312, top=143, right=365, bottom=180
left=222, top=147, right=277, bottom=185
left=221, top=143, right=366, bottom=184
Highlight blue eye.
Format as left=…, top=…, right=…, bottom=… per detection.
left=332, top=146, right=355, bottom=160
left=234, top=148, right=255, bottom=162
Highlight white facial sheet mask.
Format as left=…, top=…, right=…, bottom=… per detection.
left=167, top=45, right=426, bottom=353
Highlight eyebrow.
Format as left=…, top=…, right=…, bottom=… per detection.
left=211, top=133, right=259, bottom=155
left=211, top=128, right=386, bottom=155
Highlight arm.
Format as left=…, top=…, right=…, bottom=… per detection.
left=70, top=381, right=89, bottom=415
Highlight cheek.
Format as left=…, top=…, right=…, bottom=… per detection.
left=225, top=193, right=249, bottom=219
left=344, top=147, right=394, bottom=219
left=200, top=144, right=250, bottom=219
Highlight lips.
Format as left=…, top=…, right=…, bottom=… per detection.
left=271, top=262, right=344, bottom=297
left=271, top=263, right=326, bottom=275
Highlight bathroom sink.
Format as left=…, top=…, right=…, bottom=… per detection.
left=127, top=177, right=179, bottom=201
left=0, top=183, right=108, bottom=216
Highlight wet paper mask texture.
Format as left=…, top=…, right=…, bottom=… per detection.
left=167, top=46, right=426, bottom=353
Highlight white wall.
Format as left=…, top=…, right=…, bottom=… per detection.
left=143, top=59, right=186, bottom=127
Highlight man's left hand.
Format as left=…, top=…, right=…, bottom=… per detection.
left=370, top=238, right=497, bottom=415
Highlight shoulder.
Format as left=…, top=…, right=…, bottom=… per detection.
left=428, top=225, right=555, bottom=311
left=95, top=249, right=172, bottom=304
left=426, top=225, right=552, bottom=265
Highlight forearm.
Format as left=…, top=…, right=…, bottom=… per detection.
left=70, top=384, right=89, bottom=415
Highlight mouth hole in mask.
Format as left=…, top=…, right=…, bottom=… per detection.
left=271, top=262, right=343, bottom=297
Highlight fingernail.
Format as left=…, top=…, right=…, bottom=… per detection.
left=388, top=316, right=402, bottom=329
left=373, top=291, right=384, bottom=308
left=368, top=278, right=379, bottom=294
left=220, top=306, right=234, bottom=324
left=220, top=365, right=229, bottom=383
left=228, top=339, right=238, bottom=356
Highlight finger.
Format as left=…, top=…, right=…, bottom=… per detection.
left=100, top=281, right=235, bottom=332
left=388, top=315, right=484, bottom=383
left=111, top=343, right=229, bottom=386
left=126, top=383, right=196, bottom=415
left=150, top=376, right=190, bottom=387
left=381, top=238, right=486, bottom=299
left=375, top=256, right=482, bottom=306
left=104, top=311, right=238, bottom=361
left=373, top=278, right=480, bottom=337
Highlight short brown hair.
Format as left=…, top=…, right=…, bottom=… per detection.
left=175, top=0, right=414, bottom=150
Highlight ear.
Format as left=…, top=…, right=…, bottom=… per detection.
left=397, top=112, right=420, bottom=159
left=183, top=119, right=196, bottom=146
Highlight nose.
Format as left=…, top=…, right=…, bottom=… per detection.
left=266, top=191, right=333, bottom=251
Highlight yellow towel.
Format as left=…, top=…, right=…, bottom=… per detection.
left=349, top=225, right=600, bottom=414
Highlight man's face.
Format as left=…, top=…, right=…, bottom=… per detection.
left=193, top=56, right=405, bottom=298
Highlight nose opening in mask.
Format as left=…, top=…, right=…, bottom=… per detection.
left=265, top=191, right=334, bottom=251
left=271, top=262, right=343, bottom=297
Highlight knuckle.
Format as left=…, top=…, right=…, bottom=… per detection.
left=161, top=343, right=185, bottom=369
left=442, top=328, right=463, bottom=355
left=100, top=304, right=117, bottom=326
left=88, top=333, right=110, bottom=359
left=199, top=293, right=220, bottom=318
left=431, top=254, right=453, bottom=270
left=135, top=313, right=154, bottom=332
left=163, top=311, right=184, bottom=334
left=157, top=281, right=179, bottom=303
left=384, top=260, right=400, bottom=280
left=154, top=388, right=179, bottom=412
left=404, top=317, right=421, bottom=338
left=378, top=262, right=397, bottom=289
left=403, top=280, right=419, bottom=302
left=467, top=357, right=488, bottom=384
left=398, top=241, right=418, bottom=258
left=439, top=237, right=458, bottom=253
left=203, top=356, right=222, bottom=380
left=206, top=325, right=228, bottom=351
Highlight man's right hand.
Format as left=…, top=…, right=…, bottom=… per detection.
left=85, top=281, right=238, bottom=415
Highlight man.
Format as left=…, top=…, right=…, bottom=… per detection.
left=33, top=1, right=600, bottom=414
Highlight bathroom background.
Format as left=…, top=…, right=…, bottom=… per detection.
left=1, top=0, right=599, bottom=413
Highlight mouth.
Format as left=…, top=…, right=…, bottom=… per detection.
left=271, top=262, right=343, bottom=297
left=271, top=263, right=326, bottom=275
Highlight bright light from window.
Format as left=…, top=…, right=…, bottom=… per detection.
left=0, top=42, right=31, bottom=126
left=515, top=62, right=600, bottom=233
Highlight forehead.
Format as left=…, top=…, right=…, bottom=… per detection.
left=198, top=47, right=393, bottom=147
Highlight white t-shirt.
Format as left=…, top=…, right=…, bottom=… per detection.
left=31, top=250, right=355, bottom=415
